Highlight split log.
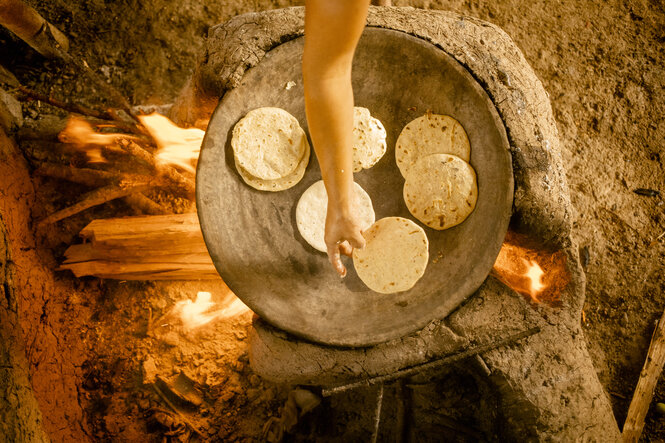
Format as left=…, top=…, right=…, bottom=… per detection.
left=622, top=308, right=665, bottom=442
left=59, top=213, right=220, bottom=280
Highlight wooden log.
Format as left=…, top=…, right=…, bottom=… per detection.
left=123, top=193, right=169, bottom=215
left=0, top=0, right=69, bottom=58
left=118, top=139, right=195, bottom=196
left=37, top=180, right=156, bottom=226
left=34, top=162, right=137, bottom=187
left=622, top=308, right=665, bottom=442
left=59, top=213, right=220, bottom=280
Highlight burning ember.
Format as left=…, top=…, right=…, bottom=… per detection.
left=176, top=291, right=250, bottom=329
left=491, top=231, right=570, bottom=305
left=138, top=112, right=204, bottom=173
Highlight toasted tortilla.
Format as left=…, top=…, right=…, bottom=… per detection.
left=352, top=107, right=387, bottom=172
left=236, top=137, right=310, bottom=192
left=232, top=107, right=307, bottom=180
left=395, top=113, right=470, bottom=178
left=403, top=154, right=477, bottom=230
left=352, top=217, right=429, bottom=294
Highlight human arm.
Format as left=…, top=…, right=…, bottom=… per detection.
left=303, top=0, right=370, bottom=277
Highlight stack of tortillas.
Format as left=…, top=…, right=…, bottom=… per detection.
left=296, top=180, right=375, bottom=253
left=352, top=217, right=429, bottom=294
left=396, top=113, right=478, bottom=230
left=231, top=107, right=310, bottom=192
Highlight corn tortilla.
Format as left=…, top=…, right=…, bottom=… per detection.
left=352, top=217, right=429, bottom=294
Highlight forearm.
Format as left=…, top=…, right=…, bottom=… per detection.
left=303, top=0, right=370, bottom=215
left=304, top=76, right=355, bottom=214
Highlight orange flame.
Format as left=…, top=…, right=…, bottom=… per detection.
left=58, top=116, right=127, bottom=163
left=176, top=291, right=250, bottom=329
left=138, top=113, right=204, bottom=173
left=522, top=259, right=546, bottom=302
left=491, top=231, right=570, bottom=305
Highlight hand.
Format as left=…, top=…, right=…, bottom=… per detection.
left=324, top=207, right=366, bottom=277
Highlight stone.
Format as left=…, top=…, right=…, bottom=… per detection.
left=0, top=89, right=23, bottom=134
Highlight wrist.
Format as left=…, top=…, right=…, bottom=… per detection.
left=327, top=199, right=353, bottom=220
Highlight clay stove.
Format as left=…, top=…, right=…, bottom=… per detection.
left=193, top=7, right=620, bottom=440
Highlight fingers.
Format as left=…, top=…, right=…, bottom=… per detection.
left=339, top=240, right=353, bottom=257
left=346, top=229, right=366, bottom=250
left=326, top=243, right=347, bottom=277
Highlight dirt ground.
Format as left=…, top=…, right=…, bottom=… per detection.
left=1, top=0, right=663, bottom=441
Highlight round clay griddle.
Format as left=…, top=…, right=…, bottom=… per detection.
left=197, top=28, right=513, bottom=347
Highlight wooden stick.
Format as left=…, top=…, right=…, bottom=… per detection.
left=123, top=193, right=169, bottom=215
left=37, top=181, right=155, bottom=226
left=321, top=327, right=541, bottom=396
left=16, top=86, right=143, bottom=135
left=4, top=13, right=136, bottom=121
left=34, top=165, right=168, bottom=214
left=151, top=384, right=205, bottom=438
left=34, top=163, right=127, bottom=186
left=371, top=385, right=384, bottom=443
left=0, top=0, right=69, bottom=58
left=118, top=139, right=195, bottom=195
left=622, top=309, right=665, bottom=442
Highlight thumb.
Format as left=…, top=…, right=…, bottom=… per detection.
left=346, top=229, right=366, bottom=250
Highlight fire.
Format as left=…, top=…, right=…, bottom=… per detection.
left=138, top=113, right=204, bottom=173
left=523, top=259, right=546, bottom=301
left=58, top=116, right=128, bottom=163
left=491, top=231, right=570, bottom=305
left=176, top=291, right=250, bottom=329
left=58, top=113, right=203, bottom=171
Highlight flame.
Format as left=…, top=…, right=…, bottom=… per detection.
left=523, top=259, right=546, bottom=301
left=138, top=113, right=204, bottom=173
left=491, top=231, right=570, bottom=305
left=59, top=116, right=128, bottom=163
left=176, top=291, right=249, bottom=329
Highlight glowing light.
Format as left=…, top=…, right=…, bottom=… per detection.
left=138, top=113, right=204, bottom=173
left=58, top=116, right=126, bottom=163
left=176, top=291, right=249, bottom=329
left=491, top=231, right=570, bottom=305
left=523, top=259, right=546, bottom=301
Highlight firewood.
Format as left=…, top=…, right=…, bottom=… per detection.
left=18, top=86, right=116, bottom=124
left=34, top=162, right=129, bottom=187
left=60, top=261, right=219, bottom=280
left=123, top=193, right=169, bottom=215
left=35, top=164, right=171, bottom=216
left=37, top=180, right=156, bottom=226
left=118, top=139, right=195, bottom=196
left=59, top=214, right=221, bottom=280
left=0, top=0, right=69, bottom=58
left=2, top=6, right=135, bottom=121
left=78, top=213, right=201, bottom=241
left=622, top=308, right=665, bottom=442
